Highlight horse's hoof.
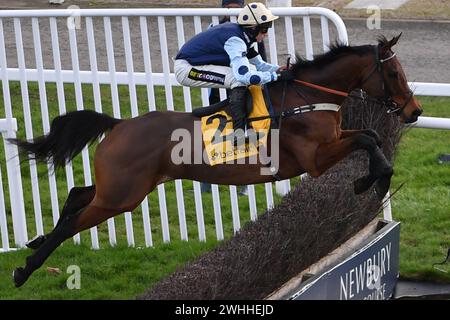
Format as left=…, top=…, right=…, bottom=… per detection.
left=13, top=267, right=28, bottom=288
left=26, top=235, right=47, bottom=250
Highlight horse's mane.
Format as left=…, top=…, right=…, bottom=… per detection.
left=290, top=36, right=390, bottom=73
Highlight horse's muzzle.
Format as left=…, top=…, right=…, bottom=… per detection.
left=404, top=108, right=423, bottom=124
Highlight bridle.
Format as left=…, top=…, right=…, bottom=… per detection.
left=359, top=45, right=413, bottom=116
left=290, top=45, right=413, bottom=117
left=248, top=46, right=414, bottom=128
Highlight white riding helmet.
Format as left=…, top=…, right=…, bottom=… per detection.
left=237, top=2, right=279, bottom=27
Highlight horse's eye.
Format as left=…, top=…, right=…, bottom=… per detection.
left=388, top=71, right=399, bottom=78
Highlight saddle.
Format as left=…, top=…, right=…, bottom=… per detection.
left=197, top=85, right=272, bottom=166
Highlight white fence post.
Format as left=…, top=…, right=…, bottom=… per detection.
left=0, top=162, right=10, bottom=251
left=0, top=18, right=28, bottom=248
left=0, top=119, right=28, bottom=248
left=0, top=7, right=358, bottom=249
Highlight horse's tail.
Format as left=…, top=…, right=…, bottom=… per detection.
left=9, top=110, right=122, bottom=169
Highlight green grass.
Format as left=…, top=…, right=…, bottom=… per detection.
left=0, top=81, right=296, bottom=299
left=390, top=96, right=450, bottom=282
left=0, top=240, right=217, bottom=299
left=0, top=84, right=449, bottom=298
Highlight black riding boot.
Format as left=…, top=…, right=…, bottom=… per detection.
left=229, top=86, right=256, bottom=146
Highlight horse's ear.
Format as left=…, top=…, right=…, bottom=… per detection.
left=388, top=32, right=402, bottom=48
left=379, top=33, right=402, bottom=53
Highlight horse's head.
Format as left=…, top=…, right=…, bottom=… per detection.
left=360, top=33, right=422, bottom=123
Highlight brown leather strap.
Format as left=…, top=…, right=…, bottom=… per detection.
left=293, top=79, right=349, bottom=97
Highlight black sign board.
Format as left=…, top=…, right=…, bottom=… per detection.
left=291, top=221, right=400, bottom=300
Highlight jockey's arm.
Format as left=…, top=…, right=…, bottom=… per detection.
left=247, top=46, right=279, bottom=73
left=224, top=36, right=279, bottom=85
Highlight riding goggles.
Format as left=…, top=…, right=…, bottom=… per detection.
left=257, top=22, right=272, bottom=34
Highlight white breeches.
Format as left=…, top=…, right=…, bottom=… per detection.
left=174, top=59, right=246, bottom=89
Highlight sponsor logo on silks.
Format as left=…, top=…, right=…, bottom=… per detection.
left=188, top=68, right=226, bottom=85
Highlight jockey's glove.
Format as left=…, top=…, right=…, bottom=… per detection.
left=276, top=70, right=295, bottom=82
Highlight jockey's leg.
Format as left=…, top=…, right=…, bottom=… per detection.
left=174, top=59, right=256, bottom=146
left=228, top=85, right=249, bottom=146
left=173, top=59, right=228, bottom=89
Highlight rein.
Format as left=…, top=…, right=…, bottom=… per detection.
left=246, top=45, right=410, bottom=124
left=292, top=79, right=349, bottom=97
left=288, top=45, right=411, bottom=117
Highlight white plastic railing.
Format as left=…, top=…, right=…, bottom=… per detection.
left=0, top=7, right=349, bottom=250
left=409, top=82, right=450, bottom=97
left=414, top=117, right=450, bottom=130
left=1, top=7, right=447, bottom=250
left=382, top=91, right=450, bottom=222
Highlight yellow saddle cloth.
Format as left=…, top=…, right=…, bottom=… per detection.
left=201, top=85, right=271, bottom=166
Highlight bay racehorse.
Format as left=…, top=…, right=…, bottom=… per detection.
left=10, top=34, right=422, bottom=287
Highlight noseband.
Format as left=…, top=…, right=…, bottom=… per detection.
left=360, top=45, right=413, bottom=116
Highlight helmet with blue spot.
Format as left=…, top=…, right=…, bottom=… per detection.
left=237, top=2, right=279, bottom=29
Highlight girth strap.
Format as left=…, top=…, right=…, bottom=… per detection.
left=246, top=103, right=341, bottom=124
left=280, top=103, right=341, bottom=117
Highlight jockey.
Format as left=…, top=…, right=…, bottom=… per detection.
left=174, top=2, right=294, bottom=146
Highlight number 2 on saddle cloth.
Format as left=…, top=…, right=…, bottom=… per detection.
left=201, top=85, right=272, bottom=166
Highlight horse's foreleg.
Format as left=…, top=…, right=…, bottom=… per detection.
left=26, top=186, right=96, bottom=250
left=355, top=134, right=393, bottom=198
left=314, top=133, right=392, bottom=198
left=340, top=129, right=382, bottom=147
left=338, top=129, right=392, bottom=197
left=313, top=138, right=359, bottom=175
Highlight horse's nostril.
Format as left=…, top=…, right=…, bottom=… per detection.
left=412, top=109, right=422, bottom=118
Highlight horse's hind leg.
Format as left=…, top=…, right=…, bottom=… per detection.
left=26, top=186, right=96, bottom=250
left=13, top=202, right=121, bottom=288
left=14, top=186, right=98, bottom=287
left=13, top=177, right=157, bottom=287
left=13, top=206, right=84, bottom=287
